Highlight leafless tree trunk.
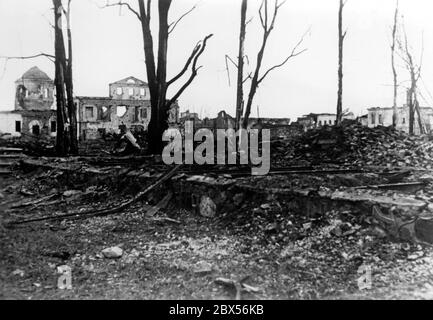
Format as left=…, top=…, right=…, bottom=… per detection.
left=408, top=76, right=416, bottom=135
left=105, top=0, right=212, bottom=154
left=397, top=23, right=424, bottom=135
left=1, top=0, right=77, bottom=156
left=391, top=0, right=399, bottom=127
left=235, top=0, right=247, bottom=131
left=64, top=0, right=78, bottom=155
left=54, top=0, right=70, bottom=156
left=241, top=0, right=307, bottom=129
left=336, top=0, right=347, bottom=125
left=414, top=92, right=424, bottom=133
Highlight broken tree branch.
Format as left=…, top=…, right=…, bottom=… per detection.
left=168, top=3, right=197, bottom=34
left=168, top=34, right=213, bottom=106
left=0, top=53, right=56, bottom=63
left=100, top=0, right=141, bottom=21
left=224, top=54, right=239, bottom=87
left=167, top=42, right=201, bottom=87
left=257, top=28, right=309, bottom=84
left=6, top=165, right=182, bottom=226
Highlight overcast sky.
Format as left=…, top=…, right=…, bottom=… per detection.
left=1, top=0, right=433, bottom=120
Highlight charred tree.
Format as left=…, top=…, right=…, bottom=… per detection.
left=397, top=22, right=424, bottom=135
left=391, top=0, right=399, bottom=127
left=64, top=0, right=78, bottom=155
left=1, top=0, right=77, bottom=156
left=54, top=0, right=70, bottom=156
left=336, top=0, right=347, bottom=125
left=241, top=0, right=307, bottom=129
left=105, top=0, right=212, bottom=154
left=235, top=0, right=248, bottom=131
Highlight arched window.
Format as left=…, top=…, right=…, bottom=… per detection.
left=116, top=87, right=123, bottom=95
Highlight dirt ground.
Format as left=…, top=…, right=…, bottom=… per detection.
left=1, top=171, right=433, bottom=300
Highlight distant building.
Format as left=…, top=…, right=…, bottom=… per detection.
left=0, top=66, right=57, bottom=139
left=76, top=76, right=179, bottom=140
left=180, top=110, right=200, bottom=122
left=296, top=116, right=315, bottom=131
left=367, top=105, right=433, bottom=134
left=189, top=110, right=290, bottom=131
left=243, top=117, right=291, bottom=129
left=295, top=112, right=355, bottom=130
left=214, top=110, right=236, bottom=130
left=357, top=114, right=368, bottom=127
left=0, top=68, right=180, bottom=141
left=193, top=110, right=236, bottom=131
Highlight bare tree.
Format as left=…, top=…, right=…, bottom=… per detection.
left=235, top=0, right=248, bottom=130
left=241, top=0, right=307, bottom=129
left=397, top=22, right=425, bottom=135
left=336, top=0, right=347, bottom=125
left=104, top=0, right=213, bottom=154
left=391, top=0, right=399, bottom=127
left=53, top=0, right=78, bottom=155
left=1, top=1, right=77, bottom=156
left=63, top=0, right=78, bottom=154
left=53, top=0, right=69, bottom=155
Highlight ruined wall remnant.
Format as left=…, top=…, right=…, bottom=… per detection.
left=368, top=106, right=433, bottom=135
left=0, top=66, right=57, bottom=139
left=76, top=97, right=152, bottom=140
left=14, top=66, right=55, bottom=111
left=2, top=70, right=180, bottom=143
left=109, top=76, right=150, bottom=101
left=77, top=76, right=180, bottom=141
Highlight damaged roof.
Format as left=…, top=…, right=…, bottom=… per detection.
left=16, top=66, right=52, bottom=82
left=110, top=76, right=148, bottom=86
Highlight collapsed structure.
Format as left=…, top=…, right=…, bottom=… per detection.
left=0, top=67, right=180, bottom=142
left=0, top=67, right=56, bottom=139
left=180, top=109, right=291, bottom=131
left=76, top=76, right=179, bottom=140
left=367, top=105, right=433, bottom=134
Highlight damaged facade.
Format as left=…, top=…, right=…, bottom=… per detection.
left=0, top=69, right=180, bottom=141
left=76, top=76, right=179, bottom=140
left=0, top=66, right=57, bottom=139
left=368, top=105, right=433, bottom=134
left=295, top=112, right=356, bottom=130
left=181, top=109, right=291, bottom=132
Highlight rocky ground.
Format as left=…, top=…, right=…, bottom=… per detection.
left=272, top=121, right=433, bottom=168
left=1, top=170, right=433, bottom=300
left=3, top=123, right=433, bottom=300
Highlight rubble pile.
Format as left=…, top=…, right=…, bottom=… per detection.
left=272, top=121, right=433, bottom=168
left=0, top=136, right=55, bottom=157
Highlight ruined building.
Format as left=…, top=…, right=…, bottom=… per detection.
left=296, top=112, right=356, bottom=130
left=367, top=106, right=433, bottom=134
left=0, top=66, right=57, bottom=138
left=0, top=68, right=180, bottom=141
left=76, top=76, right=179, bottom=140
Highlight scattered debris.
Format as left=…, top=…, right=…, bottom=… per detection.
left=330, top=221, right=356, bottom=237
left=193, top=261, right=213, bottom=275
left=11, top=269, right=25, bottom=277
left=215, top=276, right=260, bottom=300
left=101, top=246, right=123, bottom=259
